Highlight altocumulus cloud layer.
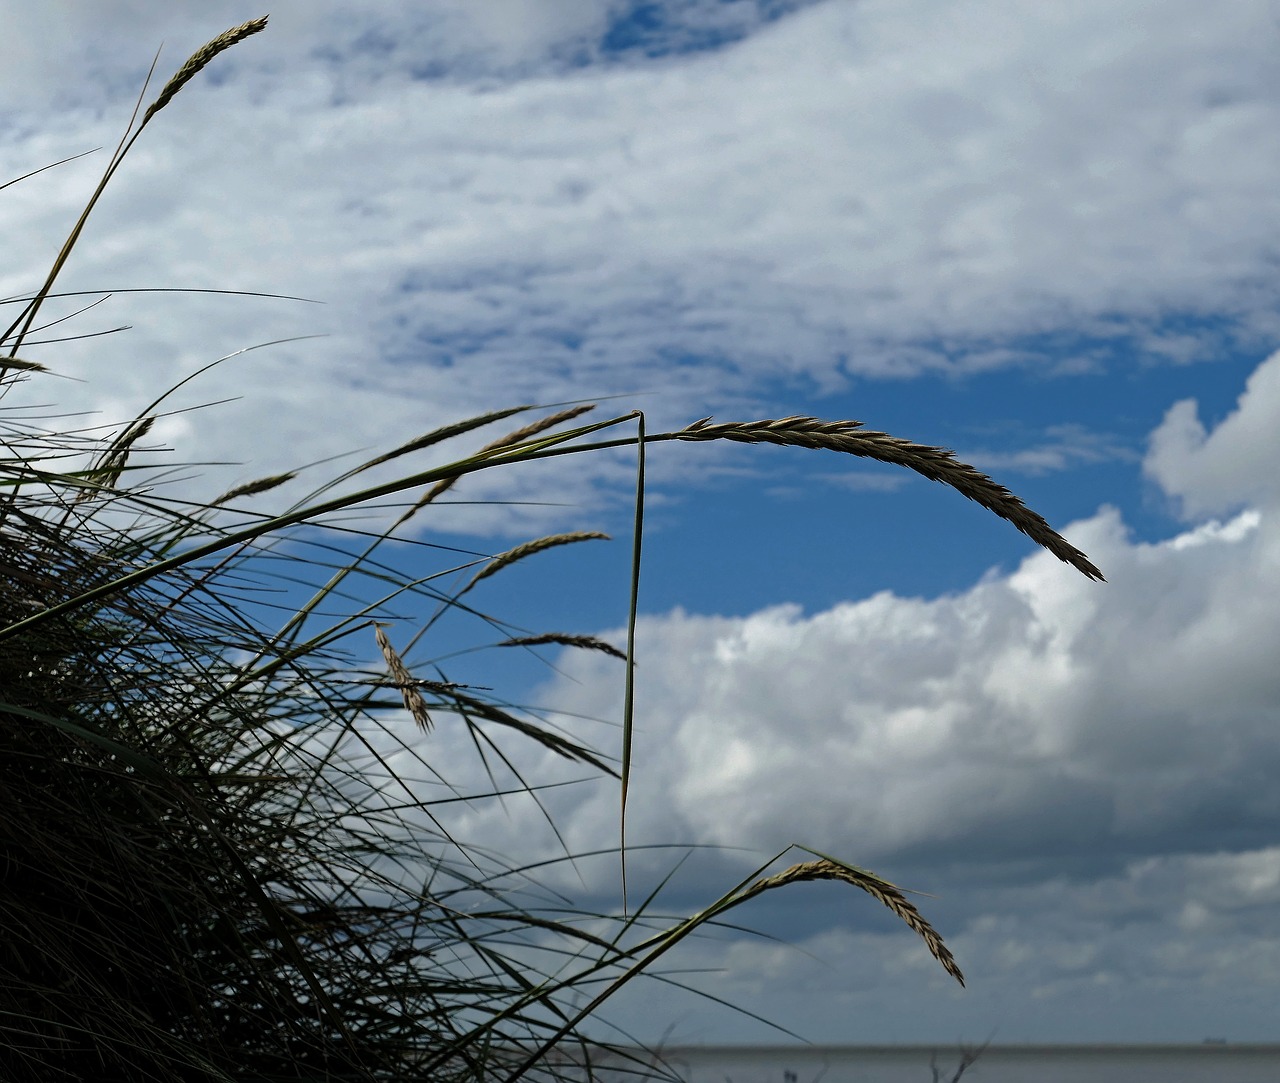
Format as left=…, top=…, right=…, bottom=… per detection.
left=3, top=0, right=1280, bottom=531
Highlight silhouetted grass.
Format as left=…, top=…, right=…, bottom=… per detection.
left=0, top=18, right=1100, bottom=1082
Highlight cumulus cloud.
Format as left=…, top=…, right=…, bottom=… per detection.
left=1146, top=349, right=1280, bottom=520
left=534, top=495, right=1271, bottom=869
left=249, top=349, right=1280, bottom=1041
left=329, top=348, right=1278, bottom=878
left=444, top=350, right=1280, bottom=1037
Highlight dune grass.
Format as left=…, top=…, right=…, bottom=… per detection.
left=0, top=18, right=1102, bottom=1082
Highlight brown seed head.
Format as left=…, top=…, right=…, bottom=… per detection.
left=143, top=16, right=269, bottom=125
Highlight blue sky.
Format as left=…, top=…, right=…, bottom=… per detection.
left=5, top=0, right=1280, bottom=1048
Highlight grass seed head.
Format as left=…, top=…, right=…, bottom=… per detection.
left=143, top=16, right=269, bottom=124
left=374, top=623, right=434, bottom=733
left=748, top=859, right=965, bottom=986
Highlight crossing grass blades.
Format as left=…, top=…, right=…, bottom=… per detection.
left=0, top=18, right=1103, bottom=1083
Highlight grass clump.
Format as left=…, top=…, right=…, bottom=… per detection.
left=0, top=19, right=1102, bottom=1083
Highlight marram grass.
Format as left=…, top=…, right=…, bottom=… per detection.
left=0, top=18, right=1102, bottom=1083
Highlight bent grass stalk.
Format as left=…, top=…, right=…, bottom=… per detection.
left=0, top=17, right=1104, bottom=1083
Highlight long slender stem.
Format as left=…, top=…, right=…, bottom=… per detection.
left=620, top=410, right=646, bottom=913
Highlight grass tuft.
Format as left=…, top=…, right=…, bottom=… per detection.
left=0, top=18, right=1104, bottom=1082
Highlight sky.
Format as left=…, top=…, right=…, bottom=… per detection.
left=4, top=0, right=1280, bottom=1049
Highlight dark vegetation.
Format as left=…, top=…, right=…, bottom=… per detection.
left=0, top=18, right=1098, bottom=1081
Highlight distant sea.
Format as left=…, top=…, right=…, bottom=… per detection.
left=570, top=1044, right=1280, bottom=1083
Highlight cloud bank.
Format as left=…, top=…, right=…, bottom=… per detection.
left=500, top=350, right=1280, bottom=1039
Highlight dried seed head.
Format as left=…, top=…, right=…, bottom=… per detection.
left=75, top=416, right=156, bottom=503
left=210, top=472, right=297, bottom=507
left=480, top=403, right=597, bottom=454
left=143, top=16, right=269, bottom=124
left=374, top=624, right=433, bottom=733
left=0, top=356, right=47, bottom=373
left=677, top=416, right=1104, bottom=581
left=496, top=634, right=628, bottom=661
left=748, top=859, right=965, bottom=986
left=405, top=404, right=597, bottom=515
left=464, top=532, right=610, bottom=592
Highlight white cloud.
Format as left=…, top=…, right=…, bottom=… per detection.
left=1146, top=349, right=1280, bottom=520
left=536, top=486, right=1274, bottom=868
left=423, top=347, right=1280, bottom=1036
left=2, top=0, right=1278, bottom=530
